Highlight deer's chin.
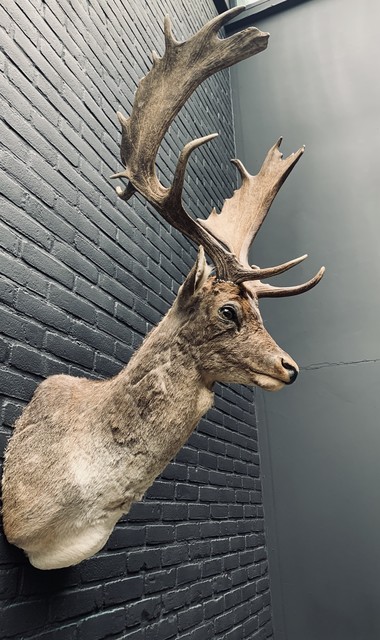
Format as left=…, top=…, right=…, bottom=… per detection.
left=254, top=374, right=285, bottom=392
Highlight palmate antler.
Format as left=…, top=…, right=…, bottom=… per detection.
left=111, top=6, right=324, bottom=297
left=200, top=139, right=325, bottom=297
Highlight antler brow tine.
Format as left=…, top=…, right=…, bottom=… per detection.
left=256, top=266, right=326, bottom=298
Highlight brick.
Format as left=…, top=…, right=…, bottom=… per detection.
left=189, top=540, right=210, bottom=560
left=243, top=617, right=259, bottom=638
left=176, top=523, right=200, bottom=541
left=0, top=304, right=44, bottom=348
left=145, top=616, right=178, bottom=640
left=145, top=480, right=175, bottom=501
left=256, top=577, right=270, bottom=593
left=70, top=320, right=114, bottom=355
left=178, top=604, right=203, bottom=631
left=258, top=606, right=272, bottom=627
left=10, top=344, right=45, bottom=375
left=221, top=521, right=238, bottom=537
left=231, top=568, right=248, bottom=587
left=127, top=549, right=161, bottom=572
left=45, top=332, right=94, bottom=368
left=214, top=573, right=233, bottom=594
left=49, top=283, right=96, bottom=324
left=27, top=624, right=79, bottom=640
left=211, top=538, right=230, bottom=556
left=161, top=462, right=187, bottom=481
left=114, top=340, right=133, bottom=364
left=214, top=610, right=235, bottom=635
left=224, top=627, right=244, bottom=640
left=240, top=550, right=255, bottom=566
left=94, top=353, right=120, bottom=376
left=107, top=525, right=145, bottom=549
left=198, top=451, right=217, bottom=470
left=254, top=547, right=267, bottom=562
left=77, top=608, right=125, bottom=640
left=0, top=567, right=19, bottom=600
left=80, top=552, right=126, bottom=583
left=187, top=466, right=209, bottom=484
left=75, top=278, right=114, bottom=314
left=98, top=273, right=134, bottom=307
left=0, top=149, right=56, bottom=206
left=52, top=242, right=98, bottom=284
left=202, top=558, right=222, bottom=578
left=1, top=399, right=24, bottom=427
left=49, top=586, right=102, bottom=622
left=16, top=289, right=71, bottom=332
left=144, top=569, right=176, bottom=595
left=125, top=596, right=161, bottom=628
left=162, top=503, right=188, bottom=521
left=200, top=521, right=220, bottom=539
left=177, top=563, right=201, bottom=586
left=0, top=335, right=10, bottom=363
left=188, top=503, right=210, bottom=520
left=29, top=151, right=77, bottom=206
left=162, top=587, right=188, bottom=613
left=1, top=600, right=49, bottom=636
left=103, top=576, right=143, bottom=604
left=205, top=595, right=224, bottom=620
left=146, top=525, right=175, bottom=545
left=211, top=504, right=229, bottom=519
left=22, top=242, right=74, bottom=288
left=97, top=310, right=133, bottom=343
left=161, top=543, right=188, bottom=567
left=0, top=276, right=17, bottom=306
left=115, top=303, right=147, bottom=335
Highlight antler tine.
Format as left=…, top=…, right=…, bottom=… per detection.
left=233, top=254, right=308, bottom=284
left=256, top=266, right=325, bottom=298
left=168, top=134, right=219, bottom=208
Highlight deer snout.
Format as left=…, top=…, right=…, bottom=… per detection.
left=279, top=356, right=299, bottom=385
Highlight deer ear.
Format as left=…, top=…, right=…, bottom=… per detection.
left=176, top=246, right=212, bottom=307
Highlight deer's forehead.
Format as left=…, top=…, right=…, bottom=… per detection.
left=203, top=280, right=241, bottom=299
left=202, top=281, right=260, bottom=313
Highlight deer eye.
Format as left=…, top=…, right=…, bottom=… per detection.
left=218, top=304, right=238, bottom=324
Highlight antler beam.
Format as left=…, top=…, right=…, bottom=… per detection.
left=111, top=7, right=270, bottom=279
left=112, top=7, right=268, bottom=201
left=112, top=7, right=324, bottom=297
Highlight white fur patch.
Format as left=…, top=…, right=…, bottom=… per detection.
left=28, top=515, right=119, bottom=570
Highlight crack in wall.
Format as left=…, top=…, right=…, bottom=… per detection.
left=301, top=358, right=380, bottom=371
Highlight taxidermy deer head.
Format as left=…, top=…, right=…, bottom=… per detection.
left=2, top=7, right=324, bottom=569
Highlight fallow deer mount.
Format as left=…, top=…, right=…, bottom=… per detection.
left=2, top=7, right=324, bottom=569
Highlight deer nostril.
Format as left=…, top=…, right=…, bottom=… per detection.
left=281, top=359, right=298, bottom=384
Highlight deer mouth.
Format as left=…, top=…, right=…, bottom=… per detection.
left=253, top=373, right=286, bottom=392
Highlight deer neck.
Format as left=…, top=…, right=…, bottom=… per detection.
left=101, top=312, right=213, bottom=466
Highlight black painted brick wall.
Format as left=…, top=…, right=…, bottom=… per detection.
left=0, top=1, right=273, bottom=638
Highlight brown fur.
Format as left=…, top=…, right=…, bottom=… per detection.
left=1, top=253, right=298, bottom=569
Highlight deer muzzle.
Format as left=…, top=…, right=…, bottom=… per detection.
left=252, top=343, right=299, bottom=392
left=267, top=351, right=299, bottom=389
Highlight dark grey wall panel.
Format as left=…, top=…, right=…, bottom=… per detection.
left=231, top=0, right=380, bottom=638
left=257, top=364, right=380, bottom=640
left=0, top=1, right=272, bottom=638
